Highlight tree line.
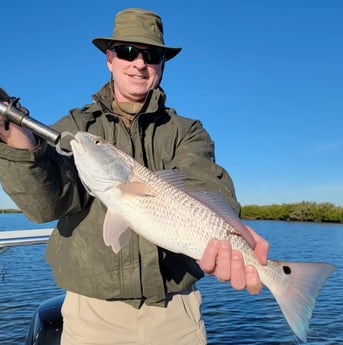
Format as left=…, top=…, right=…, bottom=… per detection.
left=0, top=209, right=21, bottom=214
left=241, top=201, right=343, bottom=224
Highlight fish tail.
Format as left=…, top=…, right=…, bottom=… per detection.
left=267, top=261, right=336, bottom=342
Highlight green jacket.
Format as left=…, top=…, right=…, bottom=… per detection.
left=0, top=83, right=240, bottom=307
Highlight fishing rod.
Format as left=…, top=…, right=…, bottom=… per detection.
left=0, top=87, right=72, bottom=155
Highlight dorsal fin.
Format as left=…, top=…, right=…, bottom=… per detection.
left=155, top=170, right=256, bottom=249
left=190, top=191, right=256, bottom=249
left=154, top=170, right=187, bottom=190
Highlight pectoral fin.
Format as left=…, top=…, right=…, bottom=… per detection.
left=103, top=210, right=133, bottom=253
left=118, top=181, right=156, bottom=197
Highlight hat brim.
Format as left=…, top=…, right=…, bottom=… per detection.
left=92, top=37, right=181, bottom=61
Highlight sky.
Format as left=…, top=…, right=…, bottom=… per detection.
left=1, top=0, right=342, bottom=209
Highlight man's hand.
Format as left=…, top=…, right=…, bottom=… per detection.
left=0, top=110, right=36, bottom=149
left=198, top=226, right=269, bottom=295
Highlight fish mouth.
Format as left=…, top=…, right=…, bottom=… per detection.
left=70, top=139, right=82, bottom=153
left=68, top=132, right=89, bottom=156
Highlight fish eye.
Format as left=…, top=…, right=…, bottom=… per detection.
left=93, top=137, right=104, bottom=145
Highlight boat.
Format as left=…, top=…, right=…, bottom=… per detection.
left=0, top=229, right=64, bottom=344
left=24, top=294, right=64, bottom=345
left=0, top=229, right=52, bottom=247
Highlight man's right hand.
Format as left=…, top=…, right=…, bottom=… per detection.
left=0, top=88, right=36, bottom=149
left=0, top=112, right=36, bottom=149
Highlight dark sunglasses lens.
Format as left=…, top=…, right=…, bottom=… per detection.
left=143, top=49, right=163, bottom=64
left=113, top=46, right=163, bottom=64
left=115, top=46, right=139, bottom=61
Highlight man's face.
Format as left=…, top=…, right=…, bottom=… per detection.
left=106, top=43, right=164, bottom=102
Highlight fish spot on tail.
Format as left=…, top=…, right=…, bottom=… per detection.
left=283, top=265, right=292, bottom=275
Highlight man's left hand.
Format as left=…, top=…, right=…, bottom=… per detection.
left=198, top=226, right=269, bottom=295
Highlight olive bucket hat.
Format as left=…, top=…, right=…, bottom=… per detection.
left=92, top=8, right=182, bottom=61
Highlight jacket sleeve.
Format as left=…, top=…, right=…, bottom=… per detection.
left=0, top=116, right=90, bottom=223
left=168, top=118, right=241, bottom=216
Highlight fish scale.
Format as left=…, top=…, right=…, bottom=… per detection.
left=117, top=161, right=240, bottom=259
left=70, top=131, right=336, bottom=343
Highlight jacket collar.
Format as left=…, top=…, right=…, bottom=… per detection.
left=92, top=82, right=167, bottom=116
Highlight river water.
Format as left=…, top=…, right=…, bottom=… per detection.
left=0, top=214, right=342, bottom=344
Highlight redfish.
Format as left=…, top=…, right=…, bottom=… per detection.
left=70, top=132, right=336, bottom=342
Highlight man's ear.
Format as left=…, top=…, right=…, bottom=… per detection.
left=106, top=50, right=114, bottom=72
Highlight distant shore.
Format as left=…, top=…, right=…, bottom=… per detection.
left=241, top=201, right=343, bottom=224
left=1, top=201, right=343, bottom=224
left=0, top=209, right=22, bottom=214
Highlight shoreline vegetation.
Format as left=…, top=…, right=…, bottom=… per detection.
left=1, top=201, right=343, bottom=224
left=241, top=201, right=343, bottom=224
left=1, top=209, right=22, bottom=214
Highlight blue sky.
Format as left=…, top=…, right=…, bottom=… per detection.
left=1, top=0, right=342, bottom=209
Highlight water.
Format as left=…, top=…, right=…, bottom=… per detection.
left=0, top=214, right=342, bottom=345
left=198, top=220, right=343, bottom=345
left=0, top=214, right=60, bottom=345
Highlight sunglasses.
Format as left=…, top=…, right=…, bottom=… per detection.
left=111, top=45, right=165, bottom=65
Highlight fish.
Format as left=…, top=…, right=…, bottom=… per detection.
left=70, top=131, right=336, bottom=343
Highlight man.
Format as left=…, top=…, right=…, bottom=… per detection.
left=0, top=8, right=268, bottom=345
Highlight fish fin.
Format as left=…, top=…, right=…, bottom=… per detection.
left=155, top=170, right=187, bottom=190
left=103, top=210, right=133, bottom=253
left=155, top=171, right=256, bottom=248
left=190, top=191, right=256, bottom=249
left=267, top=261, right=336, bottom=342
left=118, top=182, right=156, bottom=197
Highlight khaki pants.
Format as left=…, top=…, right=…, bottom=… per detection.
left=61, top=289, right=207, bottom=345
